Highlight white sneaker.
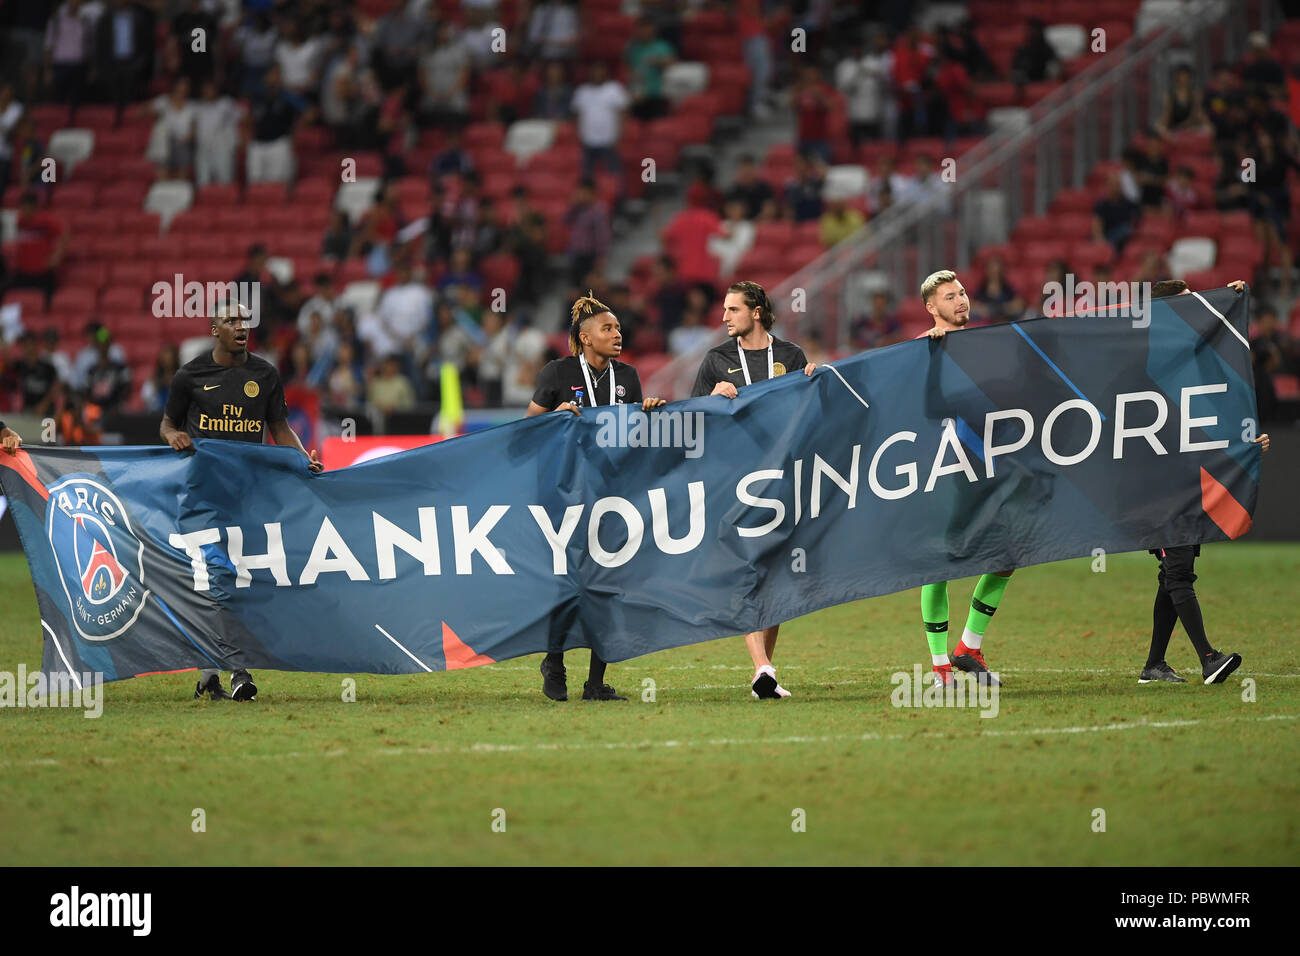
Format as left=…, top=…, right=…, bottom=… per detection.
left=751, top=665, right=791, bottom=699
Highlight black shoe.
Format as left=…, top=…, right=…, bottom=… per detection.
left=582, top=681, right=627, bottom=701
left=1202, top=650, right=1242, bottom=685
left=194, top=674, right=232, bottom=701
left=1139, top=660, right=1188, bottom=683
left=230, top=672, right=258, bottom=701
left=541, top=658, right=567, bottom=701
left=952, top=653, right=1001, bottom=687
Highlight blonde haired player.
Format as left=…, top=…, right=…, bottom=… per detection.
left=918, top=269, right=1010, bottom=688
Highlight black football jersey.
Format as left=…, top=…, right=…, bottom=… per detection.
left=164, top=352, right=288, bottom=443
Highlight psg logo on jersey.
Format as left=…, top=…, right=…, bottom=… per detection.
left=45, top=477, right=151, bottom=641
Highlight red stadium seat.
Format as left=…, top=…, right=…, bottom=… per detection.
left=2, top=289, right=47, bottom=315
left=50, top=183, right=98, bottom=208
left=50, top=286, right=99, bottom=313
left=479, top=252, right=520, bottom=295
left=194, top=184, right=241, bottom=207
left=99, top=286, right=146, bottom=311
left=97, top=180, right=150, bottom=209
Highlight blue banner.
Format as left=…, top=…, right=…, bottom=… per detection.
left=0, top=288, right=1261, bottom=683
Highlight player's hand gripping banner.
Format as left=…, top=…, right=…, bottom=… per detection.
left=0, top=288, right=1262, bottom=683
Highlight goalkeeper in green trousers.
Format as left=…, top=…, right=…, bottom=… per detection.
left=917, top=269, right=1010, bottom=688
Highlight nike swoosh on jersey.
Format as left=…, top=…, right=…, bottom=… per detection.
left=727, top=367, right=743, bottom=373
left=203, top=384, right=220, bottom=390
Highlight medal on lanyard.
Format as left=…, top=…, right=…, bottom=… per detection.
left=579, top=354, right=615, bottom=406
left=737, top=335, right=774, bottom=386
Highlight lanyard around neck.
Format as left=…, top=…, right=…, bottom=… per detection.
left=737, top=334, right=774, bottom=386
left=579, top=353, right=615, bottom=406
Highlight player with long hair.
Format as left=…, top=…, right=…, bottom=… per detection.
left=526, top=292, right=666, bottom=701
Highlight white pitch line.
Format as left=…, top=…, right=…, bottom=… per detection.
left=40, top=620, right=82, bottom=691
left=485, top=662, right=1300, bottom=679
left=374, top=625, right=433, bottom=673
left=2, top=713, right=1293, bottom=769
left=1190, top=291, right=1250, bottom=348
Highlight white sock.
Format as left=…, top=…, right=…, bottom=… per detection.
left=754, top=664, right=775, bottom=681
left=961, top=628, right=983, bottom=650
left=931, top=654, right=949, bottom=667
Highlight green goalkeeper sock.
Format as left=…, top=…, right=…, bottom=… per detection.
left=961, top=573, right=1012, bottom=650
left=921, top=581, right=950, bottom=665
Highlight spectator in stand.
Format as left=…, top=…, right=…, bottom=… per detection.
left=533, top=61, right=573, bottom=120
left=40, top=327, right=74, bottom=387
left=281, top=340, right=315, bottom=389
left=934, top=52, right=982, bottom=141
left=371, top=2, right=430, bottom=91
left=6, top=331, right=61, bottom=416
left=496, top=315, right=549, bottom=406
left=606, top=283, right=651, bottom=351
left=71, top=322, right=127, bottom=393
left=944, top=18, right=998, bottom=82
left=1203, top=63, right=1243, bottom=140
left=651, top=255, right=688, bottom=332
left=625, top=18, right=675, bottom=121
left=565, top=178, right=612, bottom=286
left=1133, top=136, right=1169, bottom=209
left=147, top=77, right=197, bottom=179
left=708, top=199, right=756, bottom=278
left=1118, top=146, right=1143, bottom=204
left=44, top=0, right=93, bottom=118
left=430, top=127, right=474, bottom=179
left=725, top=154, right=776, bottom=220
left=95, top=0, right=149, bottom=122
left=419, top=19, right=470, bottom=128
left=662, top=193, right=723, bottom=288
left=737, top=0, right=773, bottom=118
left=1248, top=130, right=1300, bottom=301
left=327, top=341, right=364, bottom=407
left=792, top=64, right=835, bottom=164
left=785, top=153, right=825, bottom=222
left=819, top=197, right=865, bottom=247
left=322, top=209, right=353, bottom=261
left=1250, top=308, right=1286, bottom=422
left=573, top=60, right=629, bottom=182
left=488, top=60, right=540, bottom=126
left=13, top=115, right=47, bottom=199
left=234, top=10, right=278, bottom=99
left=913, top=154, right=953, bottom=214
left=140, top=342, right=180, bottom=413
left=459, top=4, right=505, bottom=70
left=869, top=152, right=918, bottom=208
left=667, top=288, right=715, bottom=356
left=368, top=354, right=416, bottom=414
left=352, top=181, right=404, bottom=274
left=7, top=191, right=67, bottom=308
left=194, top=78, right=241, bottom=187
left=505, top=187, right=549, bottom=305
left=427, top=300, right=479, bottom=391
left=275, top=18, right=323, bottom=102
left=1157, top=65, right=1211, bottom=137
left=436, top=248, right=484, bottom=300
left=297, top=272, right=340, bottom=338
left=851, top=290, right=902, bottom=349
left=685, top=163, right=724, bottom=213
left=1241, top=32, right=1285, bottom=96
left=467, top=196, right=503, bottom=261
left=1093, top=172, right=1139, bottom=254
left=363, top=260, right=433, bottom=362
left=1010, top=18, right=1058, bottom=86
left=83, top=333, right=131, bottom=415
left=322, top=45, right=382, bottom=150
left=1163, top=165, right=1201, bottom=221
left=973, top=256, right=1024, bottom=323
left=892, top=27, right=934, bottom=140
left=526, top=0, right=580, bottom=61
left=0, top=84, right=22, bottom=199
left=873, top=180, right=894, bottom=216
left=836, top=33, right=891, bottom=145
left=173, top=0, right=219, bottom=91
left=245, top=65, right=304, bottom=184
left=1134, top=250, right=1170, bottom=286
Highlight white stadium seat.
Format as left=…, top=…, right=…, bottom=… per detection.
left=145, top=180, right=194, bottom=231
left=265, top=256, right=294, bottom=285
left=47, top=129, right=95, bottom=176
left=663, top=62, right=709, bottom=102
left=1137, top=0, right=1184, bottom=36
left=338, top=280, right=381, bottom=318
left=822, top=165, right=869, bottom=201
left=1045, top=24, right=1087, bottom=61
left=504, top=119, right=556, bottom=166
left=335, top=179, right=381, bottom=226
left=1167, top=237, right=1217, bottom=278
left=987, top=108, right=1031, bottom=134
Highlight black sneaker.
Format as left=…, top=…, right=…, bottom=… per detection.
left=194, top=674, right=232, bottom=701
left=230, top=672, right=258, bottom=701
left=952, top=653, right=1001, bottom=687
left=1202, top=650, right=1242, bottom=685
left=541, top=657, right=567, bottom=701
left=582, top=681, right=627, bottom=701
left=1139, top=660, right=1188, bottom=683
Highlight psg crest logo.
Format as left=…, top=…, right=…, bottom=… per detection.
left=45, top=477, right=151, bottom=641
left=616, top=384, right=626, bottom=398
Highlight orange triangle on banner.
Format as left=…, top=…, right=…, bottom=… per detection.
left=0, top=448, right=49, bottom=501
left=1200, top=467, right=1252, bottom=539
left=442, top=621, right=495, bottom=670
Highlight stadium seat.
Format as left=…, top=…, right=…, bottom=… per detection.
left=987, top=108, right=1031, bottom=134
left=3, top=289, right=47, bottom=315
left=1167, top=238, right=1217, bottom=278
left=503, top=119, right=557, bottom=166
left=98, top=180, right=151, bottom=209
left=47, top=129, right=95, bottom=176
left=1136, top=0, right=1182, bottom=35
left=335, top=179, right=380, bottom=225
left=1044, top=24, right=1088, bottom=59
left=338, top=280, right=381, bottom=317
left=50, top=182, right=98, bottom=208
left=663, top=62, right=710, bottom=102
left=100, top=286, right=146, bottom=311
left=823, top=165, right=868, bottom=200
left=145, top=181, right=194, bottom=231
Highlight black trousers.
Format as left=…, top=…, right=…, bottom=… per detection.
left=1153, top=544, right=1200, bottom=606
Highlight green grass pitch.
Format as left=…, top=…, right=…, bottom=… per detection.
left=0, top=544, right=1296, bottom=866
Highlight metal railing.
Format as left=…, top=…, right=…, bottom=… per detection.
left=648, top=0, right=1280, bottom=399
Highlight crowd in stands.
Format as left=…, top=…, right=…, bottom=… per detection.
left=1, top=2, right=1298, bottom=429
